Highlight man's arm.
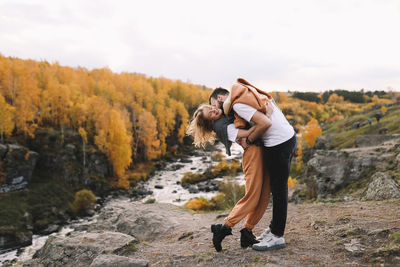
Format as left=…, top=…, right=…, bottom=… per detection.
left=232, top=103, right=272, bottom=149
left=237, top=126, right=255, bottom=139
left=247, top=111, right=272, bottom=143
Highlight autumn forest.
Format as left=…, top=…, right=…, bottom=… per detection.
left=1, top=54, right=399, bottom=189
left=0, top=54, right=209, bottom=188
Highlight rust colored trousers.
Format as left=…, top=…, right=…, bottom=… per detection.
left=224, top=145, right=270, bottom=230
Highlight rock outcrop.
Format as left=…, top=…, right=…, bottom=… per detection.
left=305, top=150, right=377, bottom=198
left=0, top=144, right=39, bottom=193
left=304, top=135, right=400, bottom=199
left=23, top=201, right=208, bottom=266
left=24, top=231, right=136, bottom=267
left=88, top=201, right=195, bottom=241
left=363, top=172, right=400, bottom=200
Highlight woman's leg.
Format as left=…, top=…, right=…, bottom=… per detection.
left=244, top=159, right=270, bottom=230
left=224, top=145, right=264, bottom=228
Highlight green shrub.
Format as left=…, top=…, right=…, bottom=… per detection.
left=69, top=189, right=96, bottom=215
left=217, top=180, right=245, bottom=207
left=144, top=198, right=156, bottom=204
left=211, top=160, right=242, bottom=177
left=208, top=180, right=245, bottom=210
left=211, top=151, right=226, bottom=161
left=181, top=172, right=206, bottom=184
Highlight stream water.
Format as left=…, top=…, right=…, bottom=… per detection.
left=0, top=143, right=244, bottom=266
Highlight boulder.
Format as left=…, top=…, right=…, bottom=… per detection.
left=363, top=172, right=400, bottom=201
left=305, top=150, right=377, bottom=198
left=25, top=231, right=135, bottom=267
left=90, top=254, right=149, bottom=267
left=88, top=202, right=193, bottom=241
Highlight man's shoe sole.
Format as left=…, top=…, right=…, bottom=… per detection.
left=252, top=243, right=286, bottom=251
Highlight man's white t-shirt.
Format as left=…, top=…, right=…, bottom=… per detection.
left=226, top=102, right=295, bottom=147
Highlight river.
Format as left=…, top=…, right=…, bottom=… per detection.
left=0, top=143, right=244, bottom=266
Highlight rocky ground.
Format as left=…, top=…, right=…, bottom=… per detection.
left=21, top=198, right=400, bottom=267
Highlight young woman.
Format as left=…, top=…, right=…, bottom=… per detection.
left=186, top=104, right=270, bottom=252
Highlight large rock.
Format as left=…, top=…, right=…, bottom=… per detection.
left=90, top=254, right=149, bottom=267
left=24, top=231, right=135, bottom=267
left=0, top=144, right=39, bottom=193
left=305, top=150, right=378, bottom=198
left=88, top=202, right=188, bottom=241
left=363, top=172, right=400, bottom=200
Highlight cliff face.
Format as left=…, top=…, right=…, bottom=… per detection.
left=0, top=129, right=114, bottom=251
left=302, top=134, right=400, bottom=200
left=0, top=144, right=38, bottom=193
left=26, top=128, right=112, bottom=188
left=0, top=129, right=113, bottom=194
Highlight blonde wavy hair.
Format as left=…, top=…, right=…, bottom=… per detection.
left=186, top=104, right=216, bottom=148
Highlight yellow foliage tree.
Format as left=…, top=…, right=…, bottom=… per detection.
left=0, top=94, right=15, bottom=142
left=279, top=92, right=288, bottom=103
left=288, top=176, right=298, bottom=188
left=137, top=110, right=161, bottom=160
left=95, top=109, right=132, bottom=188
left=381, top=106, right=387, bottom=115
left=327, top=93, right=344, bottom=104
left=303, top=119, right=322, bottom=147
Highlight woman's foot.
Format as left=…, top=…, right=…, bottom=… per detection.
left=240, top=228, right=259, bottom=248
left=211, top=224, right=232, bottom=252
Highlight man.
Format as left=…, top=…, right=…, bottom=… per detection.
left=210, top=78, right=297, bottom=251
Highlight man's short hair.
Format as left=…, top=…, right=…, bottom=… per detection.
left=209, top=87, right=229, bottom=104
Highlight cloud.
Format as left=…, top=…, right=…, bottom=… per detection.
left=0, top=0, right=399, bottom=91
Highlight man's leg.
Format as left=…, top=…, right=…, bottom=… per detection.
left=265, top=135, right=297, bottom=237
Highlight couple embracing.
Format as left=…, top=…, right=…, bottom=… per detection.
left=187, top=78, right=297, bottom=252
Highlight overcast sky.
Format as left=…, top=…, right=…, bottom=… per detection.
left=1, top=0, right=400, bottom=91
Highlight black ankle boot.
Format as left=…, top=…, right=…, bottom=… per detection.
left=211, top=224, right=232, bottom=252
left=240, top=228, right=259, bottom=248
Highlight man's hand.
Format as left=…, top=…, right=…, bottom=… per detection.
left=238, top=137, right=249, bottom=150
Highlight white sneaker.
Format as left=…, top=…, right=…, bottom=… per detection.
left=256, top=228, right=272, bottom=241
left=252, top=234, right=286, bottom=251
